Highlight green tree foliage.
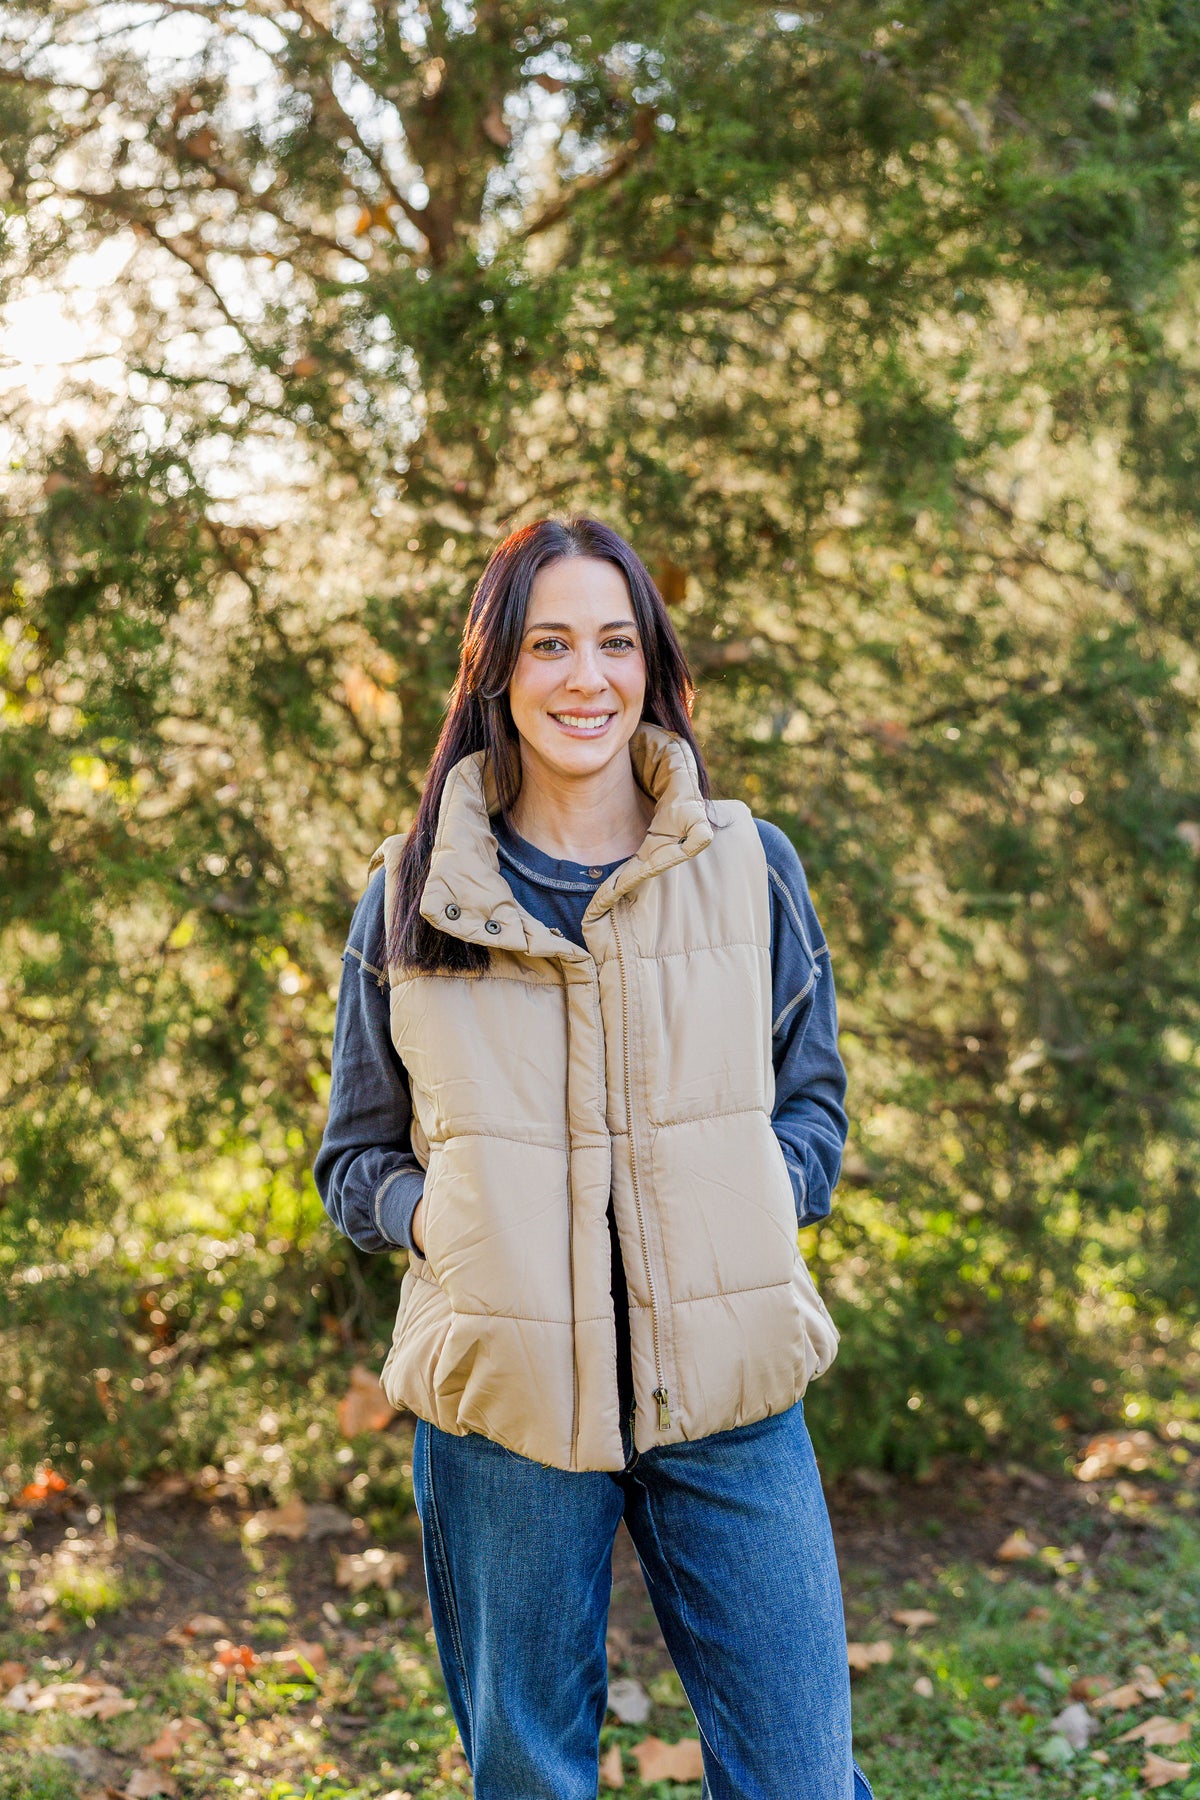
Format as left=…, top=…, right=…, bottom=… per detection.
left=2, top=1, right=1199, bottom=1472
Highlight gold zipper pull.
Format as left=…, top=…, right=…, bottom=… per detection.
left=654, top=1387, right=671, bottom=1431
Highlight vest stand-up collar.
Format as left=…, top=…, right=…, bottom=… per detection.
left=418, top=721, right=715, bottom=956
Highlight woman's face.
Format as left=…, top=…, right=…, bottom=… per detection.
left=508, top=557, right=647, bottom=783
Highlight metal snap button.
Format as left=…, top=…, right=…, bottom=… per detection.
left=587, top=866, right=604, bottom=878
left=484, top=918, right=501, bottom=934
left=445, top=902, right=461, bottom=920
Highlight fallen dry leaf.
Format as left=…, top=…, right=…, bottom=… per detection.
left=1024, top=1604, right=1051, bottom=1622
left=122, top=1771, right=177, bottom=1798
left=1069, top=1674, right=1110, bottom=1700
left=847, top=1640, right=894, bottom=1671
left=1132, top=1663, right=1168, bottom=1699
left=1074, top=1429, right=1158, bottom=1482
left=300, top=1502, right=357, bottom=1541
left=243, top=1495, right=309, bottom=1542
left=338, top=1363, right=398, bottom=1436
left=161, top=1614, right=229, bottom=1646
left=1142, top=1750, right=1192, bottom=1788
left=2, top=1677, right=136, bottom=1719
left=1094, top=1683, right=1148, bottom=1711
left=599, top=1742, right=624, bottom=1789
left=891, top=1608, right=939, bottom=1630
left=335, top=1547, right=408, bottom=1593
left=983, top=1675, right=1002, bottom=1689
left=995, top=1529, right=1038, bottom=1560
left=912, top=1676, right=934, bottom=1697
left=1116, top=1716, right=1192, bottom=1747
left=630, top=1737, right=705, bottom=1783
left=142, top=1716, right=206, bottom=1761
left=0, top=1661, right=27, bottom=1690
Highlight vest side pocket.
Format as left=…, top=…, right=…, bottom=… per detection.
left=791, top=1243, right=840, bottom=1388
left=379, top=1257, right=454, bottom=1426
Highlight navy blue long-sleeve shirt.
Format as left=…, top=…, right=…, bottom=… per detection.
left=313, top=813, right=848, bottom=1419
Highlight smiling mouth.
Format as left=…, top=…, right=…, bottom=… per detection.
left=551, top=712, right=615, bottom=733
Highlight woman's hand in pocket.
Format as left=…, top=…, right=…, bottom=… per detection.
left=410, top=1196, right=426, bottom=1257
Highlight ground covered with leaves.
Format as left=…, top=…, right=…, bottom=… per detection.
left=3, top=1420, right=1200, bottom=1800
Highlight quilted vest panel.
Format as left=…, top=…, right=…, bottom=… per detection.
left=369, top=722, right=839, bottom=1470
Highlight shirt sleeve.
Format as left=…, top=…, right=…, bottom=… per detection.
left=755, top=821, right=849, bottom=1230
left=312, top=867, right=427, bottom=1256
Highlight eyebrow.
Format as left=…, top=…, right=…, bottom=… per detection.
left=522, top=619, right=638, bottom=634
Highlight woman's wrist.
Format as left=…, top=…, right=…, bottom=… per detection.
left=410, top=1196, right=425, bottom=1256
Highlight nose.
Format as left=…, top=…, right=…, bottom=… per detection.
left=565, top=643, right=608, bottom=694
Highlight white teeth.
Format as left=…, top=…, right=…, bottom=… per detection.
left=554, top=714, right=611, bottom=731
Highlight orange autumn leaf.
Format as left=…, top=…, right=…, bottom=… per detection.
left=630, top=1737, right=705, bottom=1783
left=210, top=1641, right=260, bottom=1677
left=19, top=1468, right=69, bottom=1504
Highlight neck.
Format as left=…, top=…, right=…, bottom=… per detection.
left=508, top=743, right=657, bottom=864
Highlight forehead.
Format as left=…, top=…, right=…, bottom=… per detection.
left=524, top=556, right=634, bottom=624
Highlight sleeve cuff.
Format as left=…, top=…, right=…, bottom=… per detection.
left=371, top=1168, right=426, bottom=1254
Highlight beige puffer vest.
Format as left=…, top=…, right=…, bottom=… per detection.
left=368, top=721, right=839, bottom=1471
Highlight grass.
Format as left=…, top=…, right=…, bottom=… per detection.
left=2, top=1469, right=1200, bottom=1797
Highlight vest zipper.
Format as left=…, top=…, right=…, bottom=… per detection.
left=611, top=901, right=671, bottom=1433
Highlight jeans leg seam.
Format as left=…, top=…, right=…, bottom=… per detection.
left=422, top=1424, right=475, bottom=1744
left=637, top=1481, right=726, bottom=1777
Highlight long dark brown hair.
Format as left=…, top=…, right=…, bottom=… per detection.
left=385, top=514, right=712, bottom=975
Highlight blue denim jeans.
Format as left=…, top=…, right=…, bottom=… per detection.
left=412, top=1396, right=874, bottom=1800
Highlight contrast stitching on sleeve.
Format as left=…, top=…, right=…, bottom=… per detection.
left=345, top=943, right=388, bottom=988
left=772, top=966, right=818, bottom=1037
left=781, top=1142, right=809, bottom=1206
left=765, top=863, right=829, bottom=961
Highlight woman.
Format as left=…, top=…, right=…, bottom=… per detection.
left=314, top=516, right=874, bottom=1800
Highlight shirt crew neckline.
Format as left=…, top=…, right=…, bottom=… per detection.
left=490, top=810, right=627, bottom=890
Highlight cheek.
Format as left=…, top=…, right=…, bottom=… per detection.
left=508, top=658, right=550, bottom=719
left=619, top=655, right=648, bottom=702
